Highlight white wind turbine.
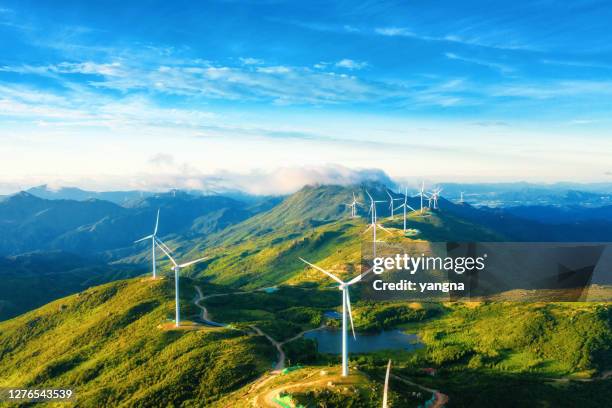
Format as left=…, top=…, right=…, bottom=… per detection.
left=134, top=209, right=161, bottom=279
left=155, top=238, right=208, bottom=327
left=428, top=187, right=443, bottom=210
left=300, top=258, right=372, bottom=377
left=344, top=192, right=362, bottom=218
left=386, top=190, right=402, bottom=219
left=415, top=181, right=431, bottom=214
left=382, top=359, right=392, bottom=408
left=364, top=190, right=390, bottom=257
left=395, top=187, right=416, bottom=232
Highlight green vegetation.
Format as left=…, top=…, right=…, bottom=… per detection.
left=0, top=278, right=275, bottom=407
left=353, top=302, right=442, bottom=332
left=411, top=302, right=612, bottom=375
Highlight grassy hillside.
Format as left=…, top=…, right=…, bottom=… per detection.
left=152, top=185, right=509, bottom=289
left=0, top=278, right=275, bottom=407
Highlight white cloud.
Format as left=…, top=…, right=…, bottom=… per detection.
left=375, top=27, right=533, bottom=51
left=255, top=65, right=292, bottom=74
left=375, top=27, right=415, bottom=37
left=492, top=81, right=612, bottom=99
left=239, top=57, right=264, bottom=65
left=335, top=59, right=368, bottom=70
left=128, top=163, right=395, bottom=195
left=445, top=52, right=514, bottom=74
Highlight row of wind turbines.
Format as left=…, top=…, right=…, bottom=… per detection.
left=346, top=182, right=444, bottom=229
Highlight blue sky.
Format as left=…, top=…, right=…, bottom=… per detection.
left=1, top=0, right=612, bottom=193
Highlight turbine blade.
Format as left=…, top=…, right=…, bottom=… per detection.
left=345, top=290, right=356, bottom=340
left=154, top=208, right=160, bottom=235
left=383, top=360, right=392, bottom=408
left=134, top=234, right=154, bottom=243
left=157, top=239, right=174, bottom=255
left=155, top=238, right=177, bottom=266
left=407, top=205, right=416, bottom=212
left=178, top=257, right=209, bottom=268
left=378, top=224, right=393, bottom=234
left=366, top=190, right=373, bottom=202
left=299, top=258, right=344, bottom=285
left=346, top=265, right=374, bottom=285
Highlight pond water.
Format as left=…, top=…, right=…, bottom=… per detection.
left=304, top=328, right=423, bottom=354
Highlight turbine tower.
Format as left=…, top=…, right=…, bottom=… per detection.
left=155, top=238, right=208, bottom=327
left=344, top=192, right=362, bottom=218
left=300, top=258, right=366, bottom=377
left=364, top=190, right=390, bottom=257
left=383, top=359, right=392, bottom=408
left=134, top=209, right=161, bottom=279
left=396, top=187, right=416, bottom=232
left=460, top=191, right=465, bottom=204
left=386, top=190, right=402, bottom=219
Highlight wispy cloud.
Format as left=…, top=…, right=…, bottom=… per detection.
left=492, top=80, right=612, bottom=99
left=375, top=26, right=533, bottom=50
left=541, top=59, right=612, bottom=70
left=335, top=59, right=368, bottom=70
left=239, top=57, right=264, bottom=65
left=2, top=58, right=468, bottom=107
left=445, top=52, right=514, bottom=74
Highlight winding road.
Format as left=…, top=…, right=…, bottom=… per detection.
left=193, top=285, right=324, bottom=371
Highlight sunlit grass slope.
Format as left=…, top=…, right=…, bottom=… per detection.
left=0, top=278, right=274, bottom=407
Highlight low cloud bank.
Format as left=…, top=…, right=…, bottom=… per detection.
left=143, top=162, right=395, bottom=195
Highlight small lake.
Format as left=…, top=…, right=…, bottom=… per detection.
left=304, top=328, right=423, bottom=354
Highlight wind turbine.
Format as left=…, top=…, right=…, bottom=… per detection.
left=344, top=192, right=362, bottom=218
left=396, top=187, right=416, bottom=232
left=386, top=190, right=402, bottom=219
left=155, top=238, right=208, bottom=327
left=460, top=191, right=465, bottom=204
left=415, top=181, right=431, bottom=214
left=134, top=209, right=161, bottom=279
left=300, top=258, right=371, bottom=377
left=428, top=187, right=443, bottom=210
left=364, top=191, right=390, bottom=257
left=383, top=359, right=392, bottom=408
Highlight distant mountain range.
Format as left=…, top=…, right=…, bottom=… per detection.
left=0, top=191, right=265, bottom=256
left=439, top=182, right=612, bottom=207
left=10, top=182, right=612, bottom=208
